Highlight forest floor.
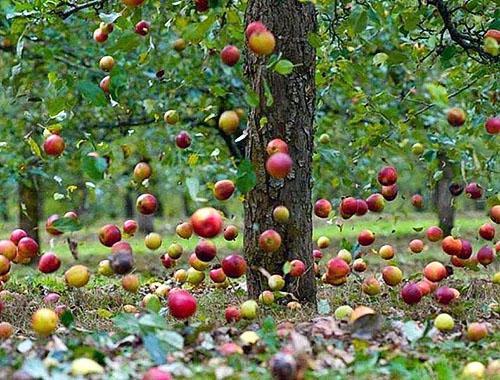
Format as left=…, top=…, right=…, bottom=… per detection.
left=0, top=212, right=498, bottom=379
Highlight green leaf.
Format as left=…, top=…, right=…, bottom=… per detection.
left=60, top=309, right=74, bottom=328
left=26, top=137, right=42, bottom=159
left=99, top=12, right=121, bottom=24
left=77, top=81, right=107, bottom=107
left=372, top=52, right=388, bottom=66
left=183, top=14, right=216, bottom=43
left=112, top=313, right=140, bottom=334
left=186, top=177, right=200, bottom=201
left=236, top=159, right=256, bottom=193
left=81, top=155, right=108, bottom=181
left=139, top=313, right=166, bottom=331
left=143, top=334, right=167, bottom=365
left=244, top=88, right=259, bottom=108
left=307, top=32, right=322, bottom=48
left=273, top=59, right=294, bottom=75
left=426, top=83, right=448, bottom=106
left=110, top=31, right=141, bottom=53
left=52, top=216, right=82, bottom=232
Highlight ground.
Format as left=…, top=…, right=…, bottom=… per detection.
left=0, top=212, right=498, bottom=379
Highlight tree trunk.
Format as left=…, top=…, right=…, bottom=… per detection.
left=138, top=214, right=154, bottom=234
left=124, top=189, right=134, bottom=218
left=18, top=176, right=42, bottom=244
left=243, top=0, right=317, bottom=304
left=434, top=154, right=455, bottom=236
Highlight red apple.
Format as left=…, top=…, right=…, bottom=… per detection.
left=209, top=267, right=226, bottom=283
left=355, top=199, right=368, bottom=216
left=225, top=306, right=241, bottom=323
left=289, top=259, right=305, bottom=277
left=176, top=222, right=193, bottom=239
left=220, top=45, right=240, bottom=66
left=382, top=266, right=403, bottom=286
left=246, top=21, right=267, bottom=39
left=135, top=20, right=150, bottom=36
left=111, top=241, right=133, bottom=255
left=435, top=286, right=456, bottom=305
left=400, top=282, right=422, bottom=305
left=221, top=254, right=247, bottom=278
left=0, top=256, right=10, bottom=276
left=409, top=239, right=424, bottom=253
left=38, top=252, right=61, bottom=274
left=312, top=249, right=323, bottom=261
left=381, top=184, right=399, bottom=201
left=17, top=237, right=38, bottom=259
left=265, top=152, right=292, bottom=179
left=194, top=0, right=208, bottom=12
left=190, top=207, right=223, bottom=238
left=379, top=244, right=395, bottom=260
left=457, top=239, right=472, bottom=259
left=266, top=138, right=289, bottom=155
left=142, top=367, right=172, bottom=380
left=423, top=261, right=447, bottom=282
left=160, top=254, right=176, bottom=269
left=123, top=219, right=138, bottom=236
left=175, top=131, right=191, bottom=149
left=99, top=75, right=110, bottom=93
left=366, top=193, right=385, bottom=212
left=93, top=28, right=108, bottom=43
left=478, top=223, right=495, bottom=240
left=168, top=289, right=196, bottom=319
left=10, top=229, right=27, bottom=245
left=223, top=225, right=238, bottom=241
left=195, top=239, right=217, bottom=262
left=340, top=197, right=357, bottom=218
left=0, top=240, right=17, bottom=261
left=411, top=194, right=424, bottom=209
left=214, top=180, right=235, bottom=201
left=248, top=30, right=276, bottom=56
left=477, top=246, right=495, bottom=266
left=426, top=226, right=443, bottom=242
left=490, top=205, right=500, bottom=224
left=441, top=236, right=462, bottom=256
left=447, top=107, right=466, bottom=126
left=357, top=229, right=375, bottom=246
left=258, top=229, right=282, bottom=253
left=45, top=214, right=63, bottom=236
left=98, top=224, right=121, bottom=247
left=314, top=199, right=332, bottom=218
left=327, top=257, right=350, bottom=278
left=136, top=193, right=158, bottom=215
left=485, top=116, right=500, bottom=134
left=43, top=134, right=65, bottom=156
left=353, top=258, right=367, bottom=272
left=377, top=166, right=398, bottom=186
left=123, top=0, right=145, bottom=6
left=465, top=182, right=483, bottom=199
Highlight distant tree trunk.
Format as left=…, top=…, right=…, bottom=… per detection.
left=0, top=195, right=9, bottom=221
left=18, top=176, right=42, bottom=244
left=138, top=214, right=154, bottom=234
left=124, top=189, right=134, bottom=218
left=182, top=191, right=193, bottom=217
left=434, top=154, right=455, bottom=236
left=243, top=0, right=317, bottom=304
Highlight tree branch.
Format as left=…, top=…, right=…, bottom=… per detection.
left=427, top=0, right=498, bottom=63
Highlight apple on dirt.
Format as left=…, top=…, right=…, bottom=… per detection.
left=65, top=265, right=91, bottom=288
left=400, top=282, right=422, bottom=305
left=31, top=308, right=59, bottom=336
left=357, top=229, right=375, bottom=246
left=382, top=266, right=403, bottom=286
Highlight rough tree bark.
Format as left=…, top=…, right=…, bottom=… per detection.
left=244, top=0, right=317, bottom=303
left=434, top=154, right=455, bottom=236
left=18, top=176, right=41, bottom=244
